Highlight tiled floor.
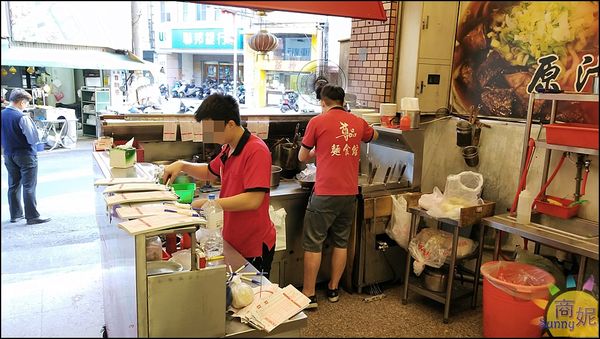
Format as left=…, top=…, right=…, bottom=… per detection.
left=1, top=137, right=485, bottom=337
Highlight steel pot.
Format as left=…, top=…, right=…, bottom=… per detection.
left=423, top=268, right=448, bottom=292
left=271, top=165, right=282, bottom=187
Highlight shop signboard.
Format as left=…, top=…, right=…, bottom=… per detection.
left=171, top=28, right=244, bottom=50
left=450, top=1, right=599, bottom=124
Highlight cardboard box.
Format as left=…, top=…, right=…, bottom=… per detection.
left=94, top=136, right=114, bottom=151
left=109, top=146, right=137, bottom=168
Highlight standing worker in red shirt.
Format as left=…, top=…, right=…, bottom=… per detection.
left=162, top=94, right=276, bottom=277
left=298, top=84, right=378, bottom=308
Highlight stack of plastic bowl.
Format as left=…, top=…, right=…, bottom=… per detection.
left=379, top=103, right=397, bottom=127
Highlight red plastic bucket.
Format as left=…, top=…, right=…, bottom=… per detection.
left=480, top=261, right=555, bottom=338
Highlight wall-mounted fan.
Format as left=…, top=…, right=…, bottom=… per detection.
left=296, top=59, right=347, bottom=106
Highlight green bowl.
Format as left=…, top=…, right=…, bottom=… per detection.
left=172, top=183, right=196, bottom=203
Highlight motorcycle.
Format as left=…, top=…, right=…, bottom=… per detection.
left=183, top=81, right=201, bottom=98
left=237, top=83, right=245, bottom=104
left=279, top=90, right=299, bottom=113
left=171, top=81, right=183, bottom=98
left=159, top=84, right=169, bottom=100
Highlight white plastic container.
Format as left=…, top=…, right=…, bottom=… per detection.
left=516, top=189, right=534, bottom=224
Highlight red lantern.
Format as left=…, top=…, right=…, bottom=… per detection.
left=248, top=30, right=278, bottom=54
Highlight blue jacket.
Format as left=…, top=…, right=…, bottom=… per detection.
left=1, top=106, right=38, bottom=156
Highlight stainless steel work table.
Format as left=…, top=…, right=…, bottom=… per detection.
left=93, top=151, right=307, bottom=337
left=482, top=213, right=599, bottom=289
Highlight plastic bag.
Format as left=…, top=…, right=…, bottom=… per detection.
left=480, top=261, right=555, bottom=300
left=420, top=171, right=484, bottom=220
left=269, top=205, right=287, bottom=251
left=418, top=186, right=443, bottom=211
left=385, top=194, right=411, bottom=249
left=514, top=247, right=566, bottom=289
left=230, top=276, right=254, bottom=309
left=296, top=163, right=316, bottom=181
left=408, top=228, right=476, bottom=275
left=145, top=236, right=162, bottom=261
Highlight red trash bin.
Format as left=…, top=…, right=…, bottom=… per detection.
left=480, top=261, right=555, bottom=338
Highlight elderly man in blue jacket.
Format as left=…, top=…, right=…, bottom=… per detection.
left=1, top=88, right=51, bottom=225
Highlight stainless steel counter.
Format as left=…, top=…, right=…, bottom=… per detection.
left=93, top=151, right=307, bottom=337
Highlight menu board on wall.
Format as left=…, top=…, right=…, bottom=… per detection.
left=451, top=1, right=599, bottom=123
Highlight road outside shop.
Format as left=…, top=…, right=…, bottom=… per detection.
left=1, top=137, right=104, bottom=337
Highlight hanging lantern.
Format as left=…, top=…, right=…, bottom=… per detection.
left=9, top=66, right=17, bottom=74
left=248, top=30, right=278, bottom=54
left=27, top=66, right=35, bottom=75
left=1, top=68, right=7, bottom=77
left=248, top=10, right=278, bottom=55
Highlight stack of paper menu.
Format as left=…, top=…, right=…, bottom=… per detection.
left=232, top=284, right=310, bottom=333
left=103, top=183, right=169, bottom=194
left=95, top=177, right=155, bottom=186
left=104, top=190, right=178, bottom=206
left=118, top=213, right=205, bottom=235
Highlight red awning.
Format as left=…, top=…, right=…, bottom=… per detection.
left=196, top=1, right=387, bottom=21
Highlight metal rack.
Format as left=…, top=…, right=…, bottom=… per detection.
left=481, top=92, right=599, bottom=289
left=401, top=192, right=495, bottom=323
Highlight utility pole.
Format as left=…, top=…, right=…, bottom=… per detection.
left=131, top=1, right=143, bottom=56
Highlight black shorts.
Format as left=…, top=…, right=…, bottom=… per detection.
left=303, top=194, right=357, bottom=252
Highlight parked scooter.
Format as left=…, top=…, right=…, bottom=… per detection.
left=279, top=90, right=299, bottom=113
left=183, top=81, right=201, bottom=98
left=159, top=84, right=169, bottom=100
left=171, top=81, right=183, bottom=98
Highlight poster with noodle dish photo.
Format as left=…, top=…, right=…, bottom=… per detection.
left=450, top=1, right=599, bottom=123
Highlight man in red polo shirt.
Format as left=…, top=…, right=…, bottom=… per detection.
left=162, top=94, right=276, bottom=277
left=298, top=84, right=378, bottom=308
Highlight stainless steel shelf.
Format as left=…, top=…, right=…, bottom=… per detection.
left=82, top=100, right=96, bottom=104
left=536, top=140, right=599, bottom=156
left=533, top=93, right=599, bottom=102
left=482, top=213, right=599, bottom=260
left=406, top=276, right=473, bottom=304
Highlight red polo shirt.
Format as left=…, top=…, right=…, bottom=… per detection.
left=208, top=128, right=276, bottom=258
left=302, top=107, right=374, bottom=195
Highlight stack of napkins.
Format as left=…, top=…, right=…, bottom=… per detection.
left=231, top=284, right=310, bottom=333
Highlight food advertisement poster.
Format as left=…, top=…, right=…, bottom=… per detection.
left=451, top=2, right=599, bottom=123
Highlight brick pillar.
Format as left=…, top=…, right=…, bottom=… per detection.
left=347, top=1, right=398, bottom=109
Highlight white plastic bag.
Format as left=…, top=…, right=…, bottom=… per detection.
left=418, top=186, right=443, bottom=211
left=269, top=205, right=287, bottom=251
left=230, top=275, right=254, bottom=309
left=385, top=194, right=411, bottom=249
left=420, top=171, right=484, bottom=220
left=408, top=228, right=476, bottom=276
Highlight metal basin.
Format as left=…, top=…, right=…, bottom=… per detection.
left=271, top=165, right=282, bottom=187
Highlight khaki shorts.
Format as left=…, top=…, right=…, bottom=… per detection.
left=303, top=194, right=357, bottom=252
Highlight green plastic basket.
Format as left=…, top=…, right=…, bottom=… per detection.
left=172, top=183, right=196, bottom=203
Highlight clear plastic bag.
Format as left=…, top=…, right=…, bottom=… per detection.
left=480, top=261, right=555, bottom=300
left=420, top=171, right=484, bottom=220
left=269, top=205, right=287, bottom=251
left=514, top=247, right=566, bottom=289
left=408, top=228, right=476, bottom=275
left=230, top=275, right=254, bottom=309
left=296, top=163, right=316, bottom=181
left=145, top=236, right=163, bottom=261
left=385, top=194, right=411, bottom=249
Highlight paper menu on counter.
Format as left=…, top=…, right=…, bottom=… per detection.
left=179, top=120, right=194, bottom=142
left=192, top=121, right=203, bottom=142
left=103, top=183, right=169, bottom=194
left=247, top=118, right=269, bottom=139
left=104, top=190, right=178, bottom=206
left=163, top=121, right=178, bottom=141
left=235, top=284, right=310, bottom=333
left=230, top=284, right=280, bottom=319
left=118, top=213, right=205, bottom=235
left=95, top=177, right=155, bottom=186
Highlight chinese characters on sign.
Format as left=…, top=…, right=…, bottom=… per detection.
left=330, top=122, right=359, bottom=157
left=172, top=28, right=244, bottom=50
left=528, top=54, right=599, bottom=93
left=541, top=288, right=598, bottom=337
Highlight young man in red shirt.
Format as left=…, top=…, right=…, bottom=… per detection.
left=162, top=94, right=276, bottom=277
left=298, top=85, right=378, bottom=308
